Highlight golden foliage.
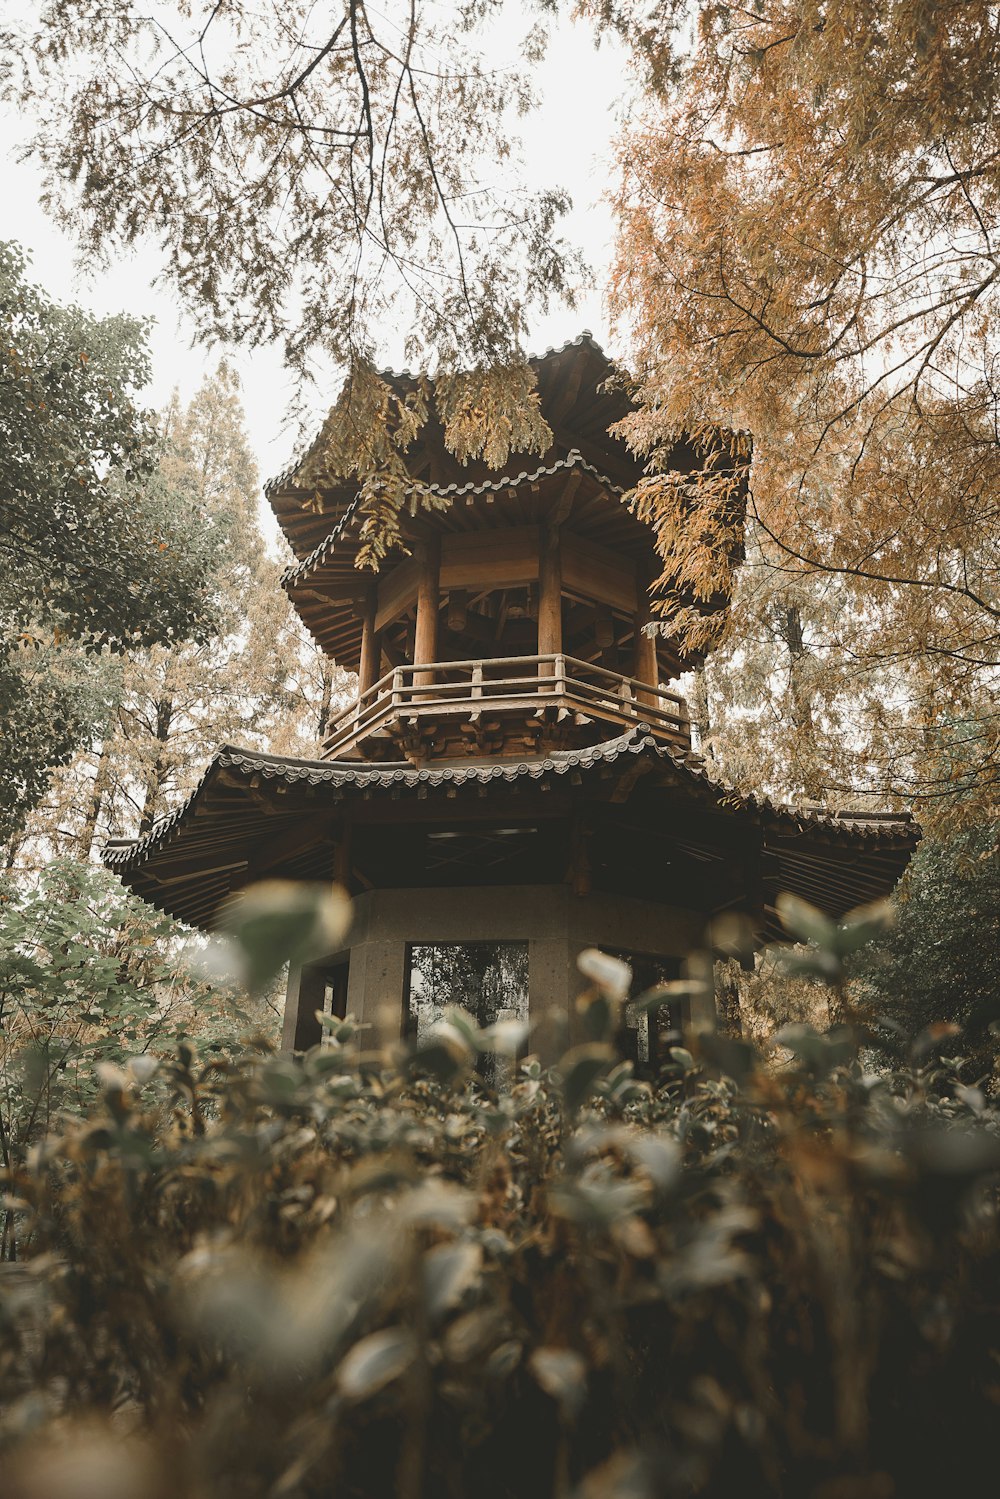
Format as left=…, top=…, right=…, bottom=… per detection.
left=301, top=358, right=552, bottom=568
left=436, top=364, right=552, bottom=468
left=607, top=0, right=1000, bottom=816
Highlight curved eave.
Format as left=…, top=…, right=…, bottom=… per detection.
left=281, top=455, right=639, bottom=672
left=282, top=451, right=626, bottom=588
left=105, top=729, right=919, bottom=934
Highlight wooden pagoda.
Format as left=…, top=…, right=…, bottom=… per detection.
left=106, top=335, right=918, bottom=1058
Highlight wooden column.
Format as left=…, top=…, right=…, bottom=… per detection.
left=537, top=524, right=563, bottom=678
left=633, top=579, right=659, bottom=709
left=358, top=586, right=380, bottom=698
left=281, top=962, right=328, bottom=1052
left=413, top=537, right=441, bottom=691
left=333, top=813, right=353, bottom=893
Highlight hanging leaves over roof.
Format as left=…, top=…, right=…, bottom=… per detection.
left=294, top=356, right=554, bottom=568
left=2, top=0, right=582, bottom=376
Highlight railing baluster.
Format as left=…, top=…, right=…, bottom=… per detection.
left=320, top=653, right=693, bottom=759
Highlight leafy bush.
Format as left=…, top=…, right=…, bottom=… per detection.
left=855, top=824, right=1000, bottom=1073
left=1, top=895, right=999, bottom=1499
left=0, top=859, right=277, bottom=1226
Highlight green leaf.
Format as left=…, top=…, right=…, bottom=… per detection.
left=832, top=899, right=894, bottom=957
left=218, top=880, right=351, bottom=993
left=776, top=893, right=837, bottom=948
left=337, top=1327, right=417, bottom=1401
left=559, top=1043, right=614, bottom=1114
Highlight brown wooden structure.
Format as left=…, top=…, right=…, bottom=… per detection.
left=106, top=335, right=918, bottom=1054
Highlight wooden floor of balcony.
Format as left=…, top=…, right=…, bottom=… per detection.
left=322, top=654, right=692, bottom=763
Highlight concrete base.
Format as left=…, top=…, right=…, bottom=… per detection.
left=282, top=884, right=708, bottom=1055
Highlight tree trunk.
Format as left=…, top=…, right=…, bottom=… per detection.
left=780, top=605, right=823, bottom=801
left=317, top=659, right=334, bottom=746
left=715, top=961, right=744, bottom=1038
left=690, top=664, right=713, bottom=757
left=79, top=740, right=111, bottom=860
left=139, top=697, right=173, bottom=835
left=3, top=832, right=23, bottom=874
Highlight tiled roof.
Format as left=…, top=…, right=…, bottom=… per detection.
left=263, top=333, right=609, bottom=498
left=280, top=451, right=626, bottom=587
left=105, top=726, right=915, bottom=877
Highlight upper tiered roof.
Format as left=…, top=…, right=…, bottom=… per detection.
left=266, top=333, right=643, bottom=560
left=266, top=334, right=747, bottom=677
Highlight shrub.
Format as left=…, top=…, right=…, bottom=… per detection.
left=0, top=858, right=277, bottom=1237
left=855, top=824, right=1000, bottom=1074
left=1, top=902, right=999, bottom=1499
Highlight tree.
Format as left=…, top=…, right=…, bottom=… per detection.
left=856, top=821, right=1000, bottom=1073
left=1, top=241, right=215, bottom=648
left=12, top=365, right=346, bottom=867
left=12, top=3, right=999, bottom=818
left=684, top=536, right=917, bottom=810
left=604, top=1, right=1000, bottom=815
left=1, top=1, right=578, bottom=374
left=0, top=856, right=270, bottom=1257
left=0, top=241, right=218, bottom=842
left=1, top=3, right=582, bottom=560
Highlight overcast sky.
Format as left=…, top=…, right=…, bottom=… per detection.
left=1, top=11, right=626, bottom=504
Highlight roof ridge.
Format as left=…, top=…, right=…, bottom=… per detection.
left=105, top=729, right=919, bottom=882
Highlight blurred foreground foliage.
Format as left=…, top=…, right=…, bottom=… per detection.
left=1, top=891, right=999, bottom=1499
left=0, top=859, right=279, bottom=1209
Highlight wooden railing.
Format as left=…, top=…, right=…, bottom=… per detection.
left=322, top=654, right=691, bottom=759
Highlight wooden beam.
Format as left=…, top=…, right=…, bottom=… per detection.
left=550, top=470, right=583, bottom=526
left=247, top=814, right=338, bottom=878
left=567, top=810, right=593, bottom=896
left=375, top=556, right=420, bottom=633
left=550, top=358, right=586, bottom=426
left=440, top=526, right=540, bottom=590
left=347, top=795, right=572, bottom=827
left=562, top=529, right=639, bottom=615
left=609, top=758, right=656, bottom=804
left=333, top=815, right=353, bottom=892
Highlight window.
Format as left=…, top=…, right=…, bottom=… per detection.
left=406, top=942, right=528, bottom=1085
left=601, top=949, right=681, bottom=1076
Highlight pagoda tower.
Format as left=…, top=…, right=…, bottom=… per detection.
left=106, top=336, right=918, bottom=1060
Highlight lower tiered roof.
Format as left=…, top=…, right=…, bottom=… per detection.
left=105, top=727, right=918, bottom=940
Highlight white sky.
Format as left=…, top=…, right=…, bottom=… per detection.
left=0, top=12, right=627, bottom=504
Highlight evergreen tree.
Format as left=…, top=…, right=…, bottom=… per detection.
left=0, top=241, right=218, bottom=843
left=14, top=366, right=350, bottom=869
